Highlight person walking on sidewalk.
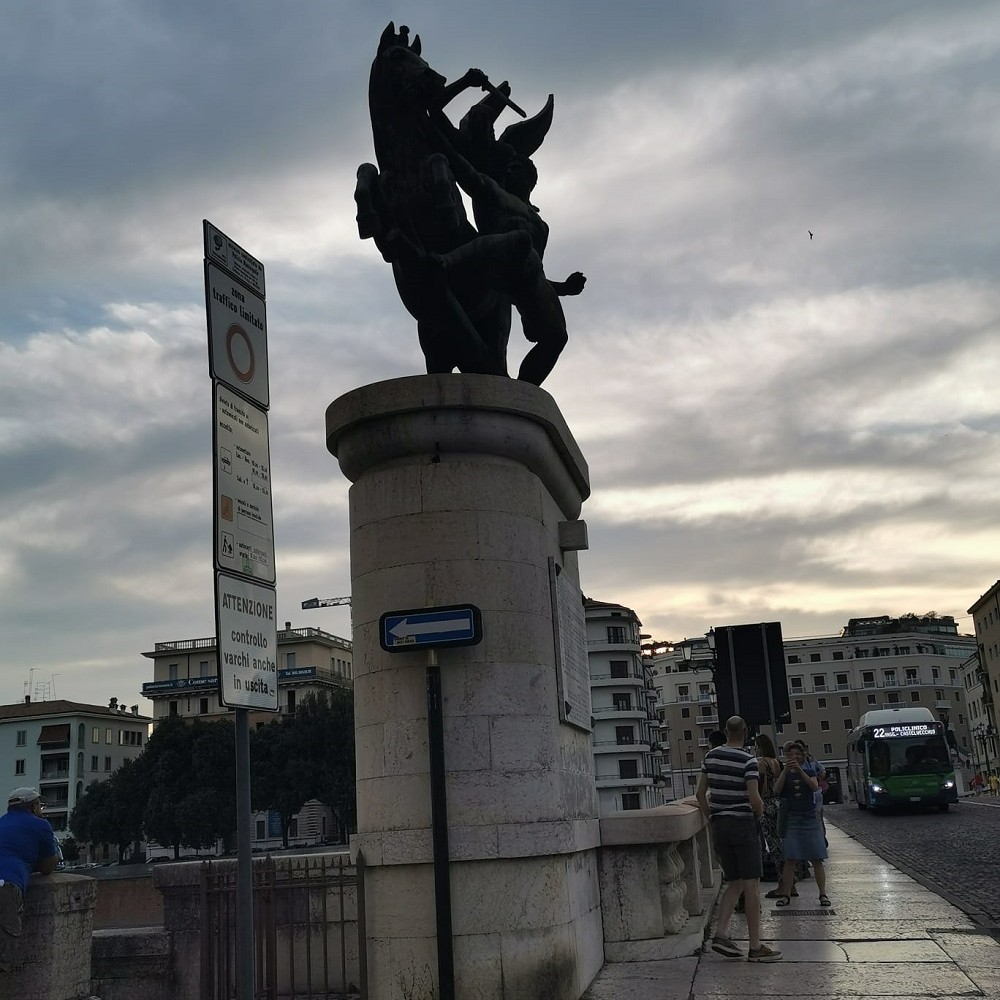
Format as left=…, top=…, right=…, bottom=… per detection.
left=772, top=742, right=831, bottom=908
left=989, top=772, right=999, bottom=797
left=696, top=716, right=783, bottom=962
left=754, top=733, right=783, bottom=881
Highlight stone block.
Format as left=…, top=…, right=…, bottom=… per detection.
left=598, top=846, right=665, bottom=942
left=349, top=467, right=423, bottom=530
left=366, top=864, right=437, bottom=939
left=355, top=723, right=386, bottom=781
left=489, top=714, right=559, bottom=771
left=446, top=658, right=557, bottom=719
left=357, top=773, right=432, bottom=833
left=453, top=932, right=503, bottom=1000
left=383, top=717, right=429, bottom=776
left=426, top=558, right=551, bottom=616
left=499, top=921, right=579, bottom=1000
left=444, top=714, right=491, bottom=772
left=91, top=927, right=172, bottom=1000
left=419, top=460, right=544, bottom=519
left=350, top=564, right=428, bottom=631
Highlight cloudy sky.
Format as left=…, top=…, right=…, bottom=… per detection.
left=2, top=1, right=999, bottom=710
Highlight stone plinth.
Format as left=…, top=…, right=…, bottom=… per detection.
left=0, top=873, right=96, bottom=1000
left=326, top=374, right=603, bottom=1000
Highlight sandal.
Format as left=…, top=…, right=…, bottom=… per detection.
left=818, top=894, right=832, bottom=907
left=774, top=895, right=791, bottom=907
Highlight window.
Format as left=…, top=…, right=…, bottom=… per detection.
left=818, top=697, right=827, bottom=709
left=910, top=691, right=920, bottom=702
left=104, top=757, right=112, bottom=772
left=932, top=667, right=940, bottom=680
left=862, top=671, right=875, bottom=688
left=678, top=685, right=690, bottom=702
left=813, top=674, right=826, bottom=690
left=685, top=751, right=694, bottom=763
left=841, top=697, right=850, bottom=707
left=92, top=727, right=100, bottom=744
left=607, top=626, right=627, bottom=644
left=287, top=690, right=297, bottom=714
left=836, top=673, right=849, bottom=689
left=790, top=676, right=803, bottom=691
left=105, top=729, right=112, bottom=745
left=797, top=722, right=807, bottom=733
left=810, top=653, right=822, bottom=663
left=935, top=689, right=943, bottom=701
left=884, top=670, right=897, bottom=687
left=787, top=655, right=801, bottom=664
left=169, top=701, right=178, bottom=717
left=794, top=699, right=804, bottom=711
left=15, top=730, right=26, bottom=747
left=844, top=718, right=853, bottom=730
left=949, top=668, right=957, bottom=682
left=91, top=756, right=98, bottom=771
left=681, top=707, right=690, bottom=718
left=618, top=760, right=639, bottom=779
left=169, top=663, right=179, bottom=681
left=200, top=660, right=211, bottom=677
left=905, top=668, right=918, bottom=684
left=256, top=820, right=266, bottom=840
left=887, top=692, right=899, bottom=704
left=683, top=730, right=692, bottom=741
left=820, top=721, right=830, bottom=731
left=897, top=646, right=910, bottom=655
left=609, top=660, right=629, bottom=678
left=612, top=693, right=632, bottom=712
left=866, top=694, right=876, bottom=704
left=823, top=743, right=833, bottom=755
left=78, top=723, right=85, bottom=748
left=14, top=760, right=24, bottom=775
left=832, top=651, right=844, bottom=661
left=621, top=793, right=641, bottom=810
left=615, top=726, right=634, bottom=745
left=200, top=698, right=209, bottom=715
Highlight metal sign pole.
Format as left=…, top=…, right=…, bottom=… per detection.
left=235, top=707, right=255, bottom=1000
left=727, top=628, right=740, bottom=716
left=426, top=650, right=455, bottom=1000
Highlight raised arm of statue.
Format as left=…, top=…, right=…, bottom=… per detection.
left=430, top=68, right=490, bottom=111
left=549, top=272, right=587, bottom=297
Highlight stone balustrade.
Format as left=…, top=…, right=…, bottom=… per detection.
left=597, top=798, right=718, bottom=962
left=0, top=872, right=97, bottom=1000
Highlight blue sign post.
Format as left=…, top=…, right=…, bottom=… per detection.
left=379, top=604, right=482, bottom=652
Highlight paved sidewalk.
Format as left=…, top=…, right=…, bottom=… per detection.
left=583, top=824, right=1000, bottom=998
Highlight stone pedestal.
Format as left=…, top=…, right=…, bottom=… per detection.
left=326, top=374, right=603, bottom=1000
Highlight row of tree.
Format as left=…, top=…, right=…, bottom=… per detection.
left=69, top=690, right=356, bottom=859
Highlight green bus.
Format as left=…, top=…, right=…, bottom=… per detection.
left=846, top=707, right=958, bottom=812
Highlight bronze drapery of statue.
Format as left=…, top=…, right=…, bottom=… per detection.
left=353, top=22, right=585, bottom=386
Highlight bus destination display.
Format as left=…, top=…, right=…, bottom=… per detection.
left=871, top=723, right=937, bottom=739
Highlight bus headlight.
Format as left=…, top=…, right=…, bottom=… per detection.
left=943, top=780, right=955, bottom=789
left=870, top=783, right=884, bottom=794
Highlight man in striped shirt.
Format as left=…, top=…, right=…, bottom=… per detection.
left=696, top=715, right=782, bottom=962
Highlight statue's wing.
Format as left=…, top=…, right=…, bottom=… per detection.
left=498, top=94, right=554, bottom=158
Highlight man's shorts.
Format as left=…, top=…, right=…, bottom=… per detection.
left=711, top=814, right=762, bottom=881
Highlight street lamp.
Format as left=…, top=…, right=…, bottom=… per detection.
left=972, top=722, right=997, bottom=779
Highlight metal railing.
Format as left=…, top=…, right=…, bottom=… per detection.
left=200, top=852, right=366, bottom=999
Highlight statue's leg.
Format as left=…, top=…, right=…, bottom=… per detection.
left=514, top=257, right=569, bottom=387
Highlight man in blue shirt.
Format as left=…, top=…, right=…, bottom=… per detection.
left=0, top=787, right=58, bottom=971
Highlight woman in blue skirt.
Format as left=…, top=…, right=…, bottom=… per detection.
left=772, top=740, right=830, bottom=907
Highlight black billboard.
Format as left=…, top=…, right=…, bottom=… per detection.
left=713, top=622, right=790, bottom=728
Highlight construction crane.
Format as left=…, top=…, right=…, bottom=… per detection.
left=301, top=596, right=352, bottom=609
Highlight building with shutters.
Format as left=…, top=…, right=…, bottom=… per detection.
left=0, top=697, right=151, bottom=842
left=585, top=598, right=668, bottom=815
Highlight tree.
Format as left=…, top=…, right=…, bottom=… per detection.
left=251, top=689, right=357, bottom=844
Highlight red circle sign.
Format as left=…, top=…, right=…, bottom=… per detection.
left=226, top=324, right=255, bottom=383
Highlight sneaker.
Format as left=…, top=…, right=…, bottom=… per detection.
left=711, top=936, right=743, bottom=959
left=747, top=944, right=783, bottom=963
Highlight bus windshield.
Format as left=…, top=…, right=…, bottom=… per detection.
left=867, top=736, right=952, bottom=777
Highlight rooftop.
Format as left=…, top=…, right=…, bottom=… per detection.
left=0, top=699, right=151, bottom=722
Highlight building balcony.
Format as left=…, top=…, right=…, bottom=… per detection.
left=935, top=700, right=951, bottom=709
left=678, top=694, right=691, bottom=703
left=593, top=740, right=651, bottom=755
left=697, top=713, right=719, bottom=726
left=39, top=769, right=70, bottom=782
left=590, top=673, right=645, bottom=689
left=595, top=775, right=654, bottom=790
left=593, top=707, right=645, bottom=721
left=836, top=683, right=851, bottom=691
left=697, top=738, right=710, bottom=747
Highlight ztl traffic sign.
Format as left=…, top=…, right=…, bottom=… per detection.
left=380, top=604, right=483, bottom=652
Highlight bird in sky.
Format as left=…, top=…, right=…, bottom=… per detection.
left=808, top=230, right=814, bottom=240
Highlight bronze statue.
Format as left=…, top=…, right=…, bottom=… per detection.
left=354, top=23, right=585, bottom=386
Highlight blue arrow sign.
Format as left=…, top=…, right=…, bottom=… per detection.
left=380, top=604, right=483, bottom=652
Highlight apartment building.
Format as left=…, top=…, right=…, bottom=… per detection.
left=585, top=598, right=667, bottom=814
left=648, top=615, right=975, bottom=800
left=141, top=621, right=353, bottom=723
left=966, top=582, right=1000, bottom=774
left=0, top=697, right=151, bottom=840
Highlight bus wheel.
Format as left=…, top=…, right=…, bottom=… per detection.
left=938, top=803, right=949, bottom=812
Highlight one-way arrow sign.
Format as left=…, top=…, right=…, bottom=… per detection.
left=380, top=604, right=483, bottom=652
